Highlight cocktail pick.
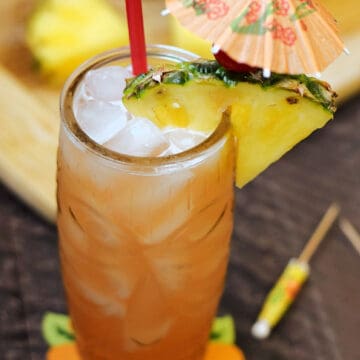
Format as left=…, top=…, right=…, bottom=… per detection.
left=339, top=218, right=360, bottom=256
left=251, top=203, right=340, bottom=340
left=125, top=0, right=147, bottom=75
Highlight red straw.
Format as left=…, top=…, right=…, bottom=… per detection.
left=125, top=0, right=147, bottom=75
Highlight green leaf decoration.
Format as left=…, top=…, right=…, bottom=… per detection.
left=182, top=0, right=207, bottom=16
left=290, top=3, right=316, bottom=21
left=42, top=312, right=75, bottom=346
left=210, top=315, right=236, bottom=345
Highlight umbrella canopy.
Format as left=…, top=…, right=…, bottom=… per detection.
left=165, top=0, right=345, bottom=75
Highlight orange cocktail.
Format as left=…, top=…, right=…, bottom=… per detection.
left=57, top=46, right=235, bottom=360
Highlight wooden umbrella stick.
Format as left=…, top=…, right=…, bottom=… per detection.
left=339, top=218, right=360, bottom=256
left=298, top=203, right=340, bottom=263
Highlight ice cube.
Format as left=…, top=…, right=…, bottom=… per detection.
left=73, top=81, right=90, bottom=109
left=109, top=167, right=193, bottom=246
left=102, top=262, right=139, bottom=302
left=104, top=117, right=170, bottom=156
left=152, top=255, right=187, bottom=291
left=164, top=128, right=207, bottom=154
left=84, top=66, right=132, bottom=102
left=124, top=272, right=172, bottom=350
left=76, top=281, right=126, bottom=317
left=76, top=99, right=127, bottom=144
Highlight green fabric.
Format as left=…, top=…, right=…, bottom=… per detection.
left=42, top=312, right=75, bottom=346
left=210, top=315, right=236, bottom=345
left=42, top=312, right=235, bottom=346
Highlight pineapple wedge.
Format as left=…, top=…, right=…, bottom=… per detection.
left=123, top=60, right=337, bottom=188
left=26, top=0, right=128, bottom=84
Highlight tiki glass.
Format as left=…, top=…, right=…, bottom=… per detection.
left=57, top=45, right=235, bottom=360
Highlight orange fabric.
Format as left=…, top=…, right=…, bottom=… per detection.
left=204, top=343, right=245, bottom=360
left=47, top=343, right=80, bottom=360
left=47, top=342, right=245, bottom=360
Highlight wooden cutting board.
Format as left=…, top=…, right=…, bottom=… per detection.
left=0, top=0, right=359, bottom=222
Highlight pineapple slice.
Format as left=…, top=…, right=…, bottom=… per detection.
left=123, top=60, right=337, bottom=187
left=26, top=0, right=128, bottom=84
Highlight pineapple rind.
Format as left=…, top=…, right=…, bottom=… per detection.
left=124, top=60, right=337, bottom=113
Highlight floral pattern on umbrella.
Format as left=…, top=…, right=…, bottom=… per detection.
left=167, top=0, right=344, bottom=74
left=182, top=0, right=230, bottom=19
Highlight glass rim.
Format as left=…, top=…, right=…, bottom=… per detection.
left=60, top=45, right=231, bottom=167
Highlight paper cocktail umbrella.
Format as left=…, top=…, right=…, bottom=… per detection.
left=165, top=0, right=345, bottom=75
left=251, top=203, right=340, bottom=339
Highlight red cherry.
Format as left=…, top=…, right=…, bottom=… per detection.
left=214, top=50, right=258, bottom=73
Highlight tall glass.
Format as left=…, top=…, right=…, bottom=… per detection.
left=58, top=45, right=235, bottom=360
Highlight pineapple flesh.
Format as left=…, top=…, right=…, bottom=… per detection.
left=123, top=60, right=337, bottom=188
left=26, top=0, right=128, bottom=84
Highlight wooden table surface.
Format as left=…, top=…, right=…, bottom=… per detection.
left=0, top=1, right=359, bottom=359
